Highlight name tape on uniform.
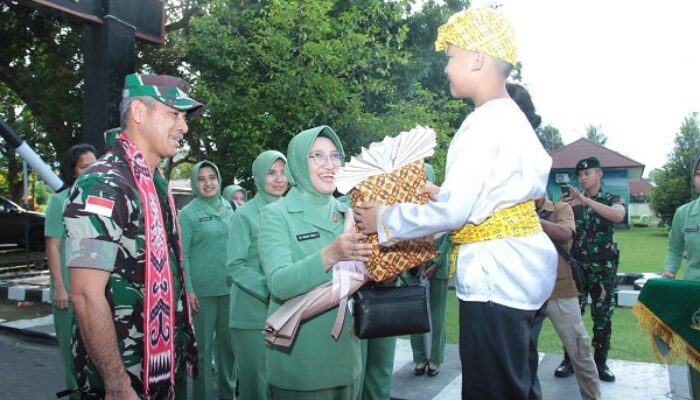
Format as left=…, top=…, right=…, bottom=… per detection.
left=296, top=231, right=320, bottom=241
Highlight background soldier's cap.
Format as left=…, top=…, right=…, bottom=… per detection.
left=122, top=73, right=204, bottom=117
left=575, top=156, right=601, bottom=172
left=435, top=7, right=517, bottom=66
left=103, top=127, right=120, bottom=148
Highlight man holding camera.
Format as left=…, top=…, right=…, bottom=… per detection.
left=536, top=196, right=600, bottom=399
left=560, top=156, right=625, bottom=382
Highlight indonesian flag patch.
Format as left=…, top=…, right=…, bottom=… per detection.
left=85, top=195, right=115, bottom=218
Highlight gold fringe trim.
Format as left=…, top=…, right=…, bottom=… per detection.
left=632, top=301, right=700, bottom=371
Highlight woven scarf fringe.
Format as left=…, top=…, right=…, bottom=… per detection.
left=632, top=301, right=700, bottom=371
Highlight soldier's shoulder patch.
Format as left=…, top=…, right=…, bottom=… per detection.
left=85, top=195, right=115, bottom=218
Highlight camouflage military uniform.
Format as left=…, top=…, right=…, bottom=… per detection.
left=571, top=190, right=622, bottom=364
left=63, top=142, right=196, bottom=399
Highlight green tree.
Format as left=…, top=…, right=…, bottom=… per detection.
left=0, top=0, right=214, bottom=197
left=0, top=4, right=84, bottom=202
left=536, top=124, right=564, bottom=152
left=586, top=124, right=608, bottom=145
left=0, top=85, right=54, bottom=203
left=650, top=113, right=700, bottom=225
left=2, top=0, right=486, bottom=194
left=646, top=168, right=663, bottom=185
left=183, top=0, right=467, bottom=187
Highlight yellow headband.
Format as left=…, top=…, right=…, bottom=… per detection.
left=435, top=8, right=517, bottom=66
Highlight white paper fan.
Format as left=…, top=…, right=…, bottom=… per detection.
left=335, top=125, right=437, bottom=194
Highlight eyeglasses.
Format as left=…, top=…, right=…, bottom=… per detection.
left=309, top=151, right=344, bottom=167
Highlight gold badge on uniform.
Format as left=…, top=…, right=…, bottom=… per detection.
left=331, top=211, right=338, bottom=223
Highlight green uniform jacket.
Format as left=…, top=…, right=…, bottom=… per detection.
left=258, top=187, right=361, bottom=391
left=228, top=193, right=270, bottom=329
left=665, top=197, right=700, bottom=282
left=45, top=189, right=70, bottom=296
left=179, top=197, right=233, bottom=296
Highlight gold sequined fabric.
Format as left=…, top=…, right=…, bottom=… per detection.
left=449, top=200, right=542, bottom=275
left=350, top=160, right=437, bottom=282
left=435, top=7, right=517, bottom=66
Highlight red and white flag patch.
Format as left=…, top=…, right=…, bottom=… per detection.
left=85, top=195, right=114, bottom=218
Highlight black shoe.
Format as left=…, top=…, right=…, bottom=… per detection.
left=413, top=361, right=427, bottom=376
left=597, top=362, right=615, bottom=382
left=554, top=358, right=574, bottom=378
left=427, top=362, right=440, bottom=377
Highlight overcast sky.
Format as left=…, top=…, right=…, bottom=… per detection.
left=469, top=0, right=700, bottom=176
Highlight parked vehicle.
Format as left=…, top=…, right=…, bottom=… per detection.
left=0, top=195, right=45, bottom=251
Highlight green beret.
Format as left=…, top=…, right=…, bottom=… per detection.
left=575, top=156, right=601, bottom=172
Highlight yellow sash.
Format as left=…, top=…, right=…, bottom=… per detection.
left=449, top=201, right=542, bottom=275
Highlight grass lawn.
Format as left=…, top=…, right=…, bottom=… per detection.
left=442, top=224, right=687, bottom=363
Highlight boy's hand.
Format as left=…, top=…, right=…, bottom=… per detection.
left=354, top=202, right=380, bottom=234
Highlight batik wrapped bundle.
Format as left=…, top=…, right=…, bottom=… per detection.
left=336, top=126, right=438, bottom=282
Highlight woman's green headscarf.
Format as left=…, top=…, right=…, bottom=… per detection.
left=223, top=184, right=247, bottom=204
left=190, top=160, right=223, bottom=212
left=252, top=150, right=288, bottom=204
left=285, top=126, right=346, bottom=228
left=286, top=125, right=344, bottom=197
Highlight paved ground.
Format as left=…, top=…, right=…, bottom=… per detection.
left=0, top=315, right=692, bottom=399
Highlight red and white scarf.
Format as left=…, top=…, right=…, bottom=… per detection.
left=119, top=134, right=193, bottom=398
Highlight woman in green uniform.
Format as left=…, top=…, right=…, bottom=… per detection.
left=179, top=161, right=236, bottom=400
left=223, top=184, right=247, bottom=210
left=45, top=143, right=97, bottom=399
left=407, top=234, right=450, bottom=377
left=333, top=195, right=398, bottom=400
left=227, top=150, right=288, bottom=399
left=405, top=163, right=450, bottom=378
left=662, top=158, right=700, bottom=399
left=258, top=126, right=373, bottom=399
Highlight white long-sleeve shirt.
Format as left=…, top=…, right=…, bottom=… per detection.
left=377, top=98, right=556, bottom=310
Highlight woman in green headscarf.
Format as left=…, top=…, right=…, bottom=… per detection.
left=227, top=150, right=288, bottom=400
left=223, top=184, right=247, bottom=210
left=258, top=126, right=373, bottom=399
left=179, top=160, right=236, bottom=400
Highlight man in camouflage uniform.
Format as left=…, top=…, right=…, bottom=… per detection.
left=559, top=156, right=626, bottom=382
left=64, top=74, right=203, bottom=399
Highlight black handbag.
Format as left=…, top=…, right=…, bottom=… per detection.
left=352, top=283, right=430, bottom=339
left=552, top=241, right=588, bottom=294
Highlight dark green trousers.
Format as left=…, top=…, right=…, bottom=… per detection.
left=53, top=305, right=79, bottom=400
left=409, top=279, right=448, bottom=365
left=193, top=295, right=236, bottom=399
left=231, top=328, right=268, bottom=400
left=358, top=336, right=396, bottom=400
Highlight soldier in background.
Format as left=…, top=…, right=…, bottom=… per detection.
left=561, top=156, right=625, bottom=382
left=64, top=73, right=203, bottom=399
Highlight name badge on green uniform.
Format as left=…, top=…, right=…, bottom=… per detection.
left=684, top=226, right=699, bottom=233
left=296, top=231, right=320, bottom=241
left=199, top=216, right=213, bottom=222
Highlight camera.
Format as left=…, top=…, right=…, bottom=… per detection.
left=560, top=185, right=570, bottom=196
